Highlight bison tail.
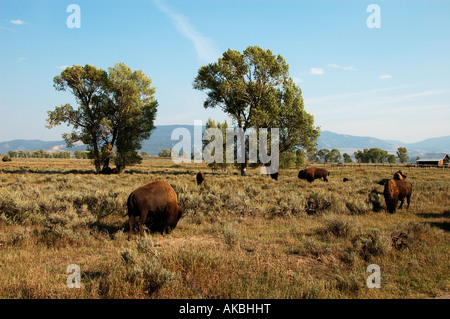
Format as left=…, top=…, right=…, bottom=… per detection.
left=126, top=193, right=135, bottom=217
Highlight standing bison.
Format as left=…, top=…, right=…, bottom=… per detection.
left=383, top=171, right=412, bottom=214
left=393, top=170, right=407, bottom=180
left=196, top=171, right=205, bottom=185
left=298, top=167, right=329, bottom=183
left=270, top=172, right=279, bottom=180
left=127, top=180, right=183, bottom=240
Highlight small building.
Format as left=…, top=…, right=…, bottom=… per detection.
left=416, top=153, right=449, bottom=167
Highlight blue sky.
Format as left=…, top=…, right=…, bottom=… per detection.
left=0, top=0, right=449, bottom=143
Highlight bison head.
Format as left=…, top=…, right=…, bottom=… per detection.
left=298, top=170, right=306, bottom=179
left=393, top=170, right=407, bottom=180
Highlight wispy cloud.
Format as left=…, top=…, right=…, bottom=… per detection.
left=10, top=19, right=26, bottom=25
left=154, top=0, right=220, bottom=63
left=379, top=74, right=392, bottom=80
left=310, top=67, right=324, bottom=75
left=56, top=65, right=69, bottom=70
left=328, top=63, right=357, bottom=71
left=16, top=57, right=28, bottom=63
left=293, top=77, right=304, bottom=84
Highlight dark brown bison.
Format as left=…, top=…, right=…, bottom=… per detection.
left=383, top=178, right=412, bottom=214
left=270, top=172, right=279, bottom=180
left=196, top=171, right=205, bottom=185
left=127, top=180, right=183, bottom=240
left=298, top=167, right=329, bottom=183
left=100, top=167, right=119, bottom=175
left=343, top=177, right=350, bottom=182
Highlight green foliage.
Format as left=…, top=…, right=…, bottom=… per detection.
left=354, top=148, right=392, bottom=163
left=397, top=147, right=409, bottom=163
left=193, top=46, right=319, bottom=174
left=47, top=63, right=157, bottom=173
left=343, top=153, right=352, bottom=163
left=158, top=149, right=171, bottom=158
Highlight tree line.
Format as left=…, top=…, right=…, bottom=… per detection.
left=2, top=150, right=89, bottom=160
left=313, top=147, right=410, bottom=164
left=45, top=46, right=319, bottom=174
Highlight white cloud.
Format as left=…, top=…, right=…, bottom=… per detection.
left=16, top=57, right=28, bottom=63
left=328, top=63, right=357, bottom=71
left=154, top=0, right=220, bottom=63
left=379, top=74, right=392, bottom=79
left=10, top=19, right=25, bottom=25
left=310, top=67, right=324, bottom=75
left=293, top=77, right=304, bottom=84
left=56, top=65, right=69, bottom=70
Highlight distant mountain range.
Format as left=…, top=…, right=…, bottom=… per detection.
left=1, top=126, right=449, bottom=160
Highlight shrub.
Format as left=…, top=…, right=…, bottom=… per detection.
left=2, top=155, right=11, bottom=162
left=222, top=223, right=240, bottom=249
left=42, top=206, right=96, bottom=245
left=351, top=230, right=391, bottom=261
left=121, top=246, right=178, bottom=295
left=321, top=215, right=357, bottom=238
left=345, top=198, right=372, bottom=215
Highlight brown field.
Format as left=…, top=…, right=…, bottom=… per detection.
left=0, top=158, right=449, bottom=299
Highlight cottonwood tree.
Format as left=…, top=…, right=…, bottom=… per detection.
left=193, top=46, right=318, bottom=175
left=46, top=63, right=157, bottom=174
left=396, top=147, right=409, bottom=163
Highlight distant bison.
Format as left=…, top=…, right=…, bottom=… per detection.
left=196, top=172, right=205, bottom=185
left=127, top=180, right=183, bottom=240
left=343, top=177, right=350, bottom=182
left=298, top=167, right=329, bottom=183
left=270, top=172, right=279, bottom=180
left=100, top=167, right=119, bottom=175
left=383, top=178, right=412, bottom=214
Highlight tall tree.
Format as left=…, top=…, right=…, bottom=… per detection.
left=47, top=63, right=157, bottom=173
left=46, top=65, right=109, bottom=173
left=396, top=147, right=409, bottom=163
left=105, top=63, right=157, bottom=172
left=193, top=46, right=318, bottom=175
left=343, top=153, right=352, bottom=163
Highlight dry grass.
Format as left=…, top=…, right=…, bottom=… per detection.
left=0, top=158, right=449, bottom=299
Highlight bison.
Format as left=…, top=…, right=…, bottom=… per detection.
left=383, top=178, right=412, bottom=214
left=298, top=167, right=329, bottom=183
left=196, top=171, right=205, bottom=185
left=393, top=170, right=407, bottom=180
left=127, top=180, right=183, bottom=240
left=270, top=172, right=279, bottom=180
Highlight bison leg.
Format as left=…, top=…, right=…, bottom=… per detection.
left=406, top=195, right=411, bottom=210
left=138, top=210, right=148, bottom=238
left=128, top=215, right=135, bottom=241
left=398, top=197, right=404, bottom=209
left=323, top=176, right=328, bottom=182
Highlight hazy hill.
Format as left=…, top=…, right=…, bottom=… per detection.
left=1, top=126, right=449, bottom=159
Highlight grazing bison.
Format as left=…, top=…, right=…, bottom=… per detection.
left=127, top=180, right=183, bottom=240
left=270, top=172, right=279, bottom=180
left=298, top=167, right=329, bottom=183
left=196, top=171, right=205, bottom=185
left=100, top=167, right=119, bottom=175
left=343, top=177, right=350, bottom=182
left=383, top=178, right=412, bottom=214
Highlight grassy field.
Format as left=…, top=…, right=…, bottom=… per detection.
left=0, top=158, right=449, bottom=299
